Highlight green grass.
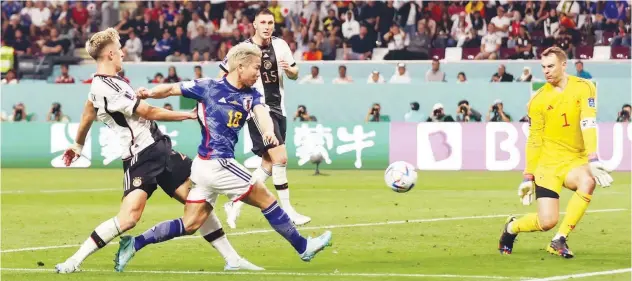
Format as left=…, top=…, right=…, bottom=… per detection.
left=1, top=169, right=630, bottom=281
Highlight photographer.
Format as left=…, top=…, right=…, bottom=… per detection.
left=487, top=100, right=512, bottom=122
left=404, top=102, right=425, bottom=123
left=294, top=105, right=316, bottom=122
left=47, top=102, right=63, bottom=122
left=455, top=100, right=482, bottom=122
left=426, top=103, right=455, bottom=122
left=366, top=103, right=382, bottom=122
left=617, top=104, right=631, bottom=122
left=12, top=103, right=26, bottom=122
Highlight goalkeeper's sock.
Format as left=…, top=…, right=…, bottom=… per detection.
left=509, top=213, right=543, bottom=234
left=556, top=191, right=592, bottom=238
left=70, top=217, right=122, bottom=264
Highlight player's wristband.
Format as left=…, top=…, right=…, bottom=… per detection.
left=72, top=142, right=84, bottom=152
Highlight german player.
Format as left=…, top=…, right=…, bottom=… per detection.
left=220, top=9, right=310, bottom=229
left=56, top=28, right=261, bottom=273
left=498, top=47, right=614, bottom=258
left=115, top=43, right=332, bottom=268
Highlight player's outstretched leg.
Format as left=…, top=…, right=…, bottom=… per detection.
left=267, top=146, right=311, bottom=226
left=241, top=181, right=331, bottom=262
left=547, top=166, right=596, bottom=258
left=56, top=190, right=148, bottom=273
left=224, top=165, right=271, bottom=229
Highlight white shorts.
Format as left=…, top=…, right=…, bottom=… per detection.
left=187, top=157, right=255, bottom=206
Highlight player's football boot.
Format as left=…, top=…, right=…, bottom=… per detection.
left=546, top=236, right=574, bottom=258
left=224, top=202, right=241, bottom=229
left=114, top=235, right=136, bottom=272
left=300, top=230, right=333, bottom=262
left=498, top=216, right=518, bottom=255
left=55, top=259, right=80, bottom=274
left=290, top=212, right=312, bottom=226
left=224, top=257, right=265, bottom=271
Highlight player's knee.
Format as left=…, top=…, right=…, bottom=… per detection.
left=578, top=175, right=596, bottom=193
left=117, top=212, right=142, bottom=230
left=182, top=216, right=203, bottom=235
left=539, top=216, right=558, bottom=231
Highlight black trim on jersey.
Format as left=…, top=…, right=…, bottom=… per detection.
left=132, top=98, right=140, bottom=114
left=100, top=76, right=122, bottom=92
left=219, top=63, right=228, bottom=73
left=104, top=97, right=135, bottom=157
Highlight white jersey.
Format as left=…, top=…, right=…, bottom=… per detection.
left=220, top=36, right=295, bottom=116
left=89, top=75, right=162, bottom=160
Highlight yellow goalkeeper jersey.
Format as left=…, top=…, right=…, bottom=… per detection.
left=524, top=75, right=597, bottom=174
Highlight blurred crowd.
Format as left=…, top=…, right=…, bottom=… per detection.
left=2, top=0, right=630, bottom=63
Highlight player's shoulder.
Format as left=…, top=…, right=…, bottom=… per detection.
left=271, top=36, right=290, bottom=48
left=571, top=75, right=596, bottom=89
left=91, top=75, right=125, bottom=96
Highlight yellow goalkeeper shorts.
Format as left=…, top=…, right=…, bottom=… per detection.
left=534, top=158, right=588, bottom=195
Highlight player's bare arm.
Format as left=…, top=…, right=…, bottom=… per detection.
left=135, top=100, right=196, bottom=121
left=279, top=60, right=298, bottom=80
left=253, top=104, right=279, bottom=146
left=62, top=99, right=96, bottom=166
left=138, top=83, right=183, bottom=99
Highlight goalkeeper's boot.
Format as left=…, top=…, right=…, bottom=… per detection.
left=498, top=216, right=518, bottom=255
left=114, top=235, right=136, bottom=272
left=224, top=257, right=265, bottom=271
left=546, top=236, right=574, bottom=259
left=55, top=259, right=80, bottom=274
left=300, top=230, right=333, bottom=262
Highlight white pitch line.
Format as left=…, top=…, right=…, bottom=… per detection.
left=0, top=268, right=524, bottom=280
left=528, top=268, right=632, bottom=281
left=1, top=208, right=626, bottom=254
left=0, top=188, right=119, bottom=194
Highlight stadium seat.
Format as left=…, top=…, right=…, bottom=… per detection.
left=372, top=48, right=389, bottom=60
left=534, top=47, right=544, bottom=59
left=430, top=48, right=445, bottom=60
left=576, top=46, right=594, bottom=59
left=461, top=48, right=479, bottom=60
left=611, top=47, right=631, bottom=59
left=593, top=46, right=611, bottom=59
left=445, top=47, right=462, bottom=61
left=499, top=48, right=516, bottom=59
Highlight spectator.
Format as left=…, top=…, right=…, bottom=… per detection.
left=491, top=73, right=501, bottom=82
left=55, top=64, right=75, bottom=84
left=456, top=100, right=482, bottom=122
left=389, top=63, right=411, bottom=84
left=1, top=69, right=18, bottom=84
left=293, top=105, right=315, bottom=122
left=541, top=9, right=560, bottom=47
left=509, top=25, right=534, bottom=60
left=470, top=10, right=487, bottom=37
left=152, top=31, right=174, bottom=61
left=37, top=28, right=70, bottom=56
left=9, top=29, right=31, bottom=56
left=47, top=102, right=64, bottom=122
left=457, top=72, right=467, bottom=83
left=322, top=9, right=342, bottom=36
left=487, top=100, right=512, bottom=122
left=493, top=64, right=514, bottom=82
left=150, top=72, right=164, bottom=83
left=3, top=14, right=27, bottom=43
left=555, top=25, right=577, bottom=59
left=344, top=25, right=375, bottom=60
left=193, top=65, right=203, bottom=80
left=71, top=1, right=90, bottom=33
left=228, top=28, right=244, bottom=48
left=2, top=1, right=21, bottom=19
left=333, top=65, right=353, bottom=84
left=367, top=70, right=385, bottom=84
left=398, top=0, right=422, bottom=34
left=490, top=6, right=511, bottom=39
left=617, top=104, right=631, bottom=122
left=426, top=103, right=455, bottom=122
left=465, top=1, right=485, bottom=17
left=378, top=0, right=396, bottom=36
left=218, top=12, right=237, bottom=37
left=216, top=41, right=228, bottom=62
left=299, top=66, right=324, bottom=84
left=365, top=103, right=382, bottom=122
left=303, top=40, right=323, bottom=61
left=320, top=32, right=339, bottom=61
left=29, top=1, right=51, bottom=36
left=404, top=102, right=425, bottom=123
left=114, top=10, right=134, bottom=41
left=425, top=59, right=447, bottom=82
left=516, top=66, right=533, bottom=82
left=475, top=24, right=501, bottom=60
left=450, top=16, right=473, bottom=47
left=11, top=102, right=26, bottom=121
left=123, top=30, right=142, bottom=62
left=575, top=61, right=593, bottom=79
left=166, top=26, right=191, bottom=62
left=187, top=12, right=206, bottom=39
left=163, top=66, right=181, bottom=83
left=163, top=103, right=173, bottom=111
left=383, top=24, right=410, bottom=60
left=190, top=25, right=212, bottom=61
left=611, top=20, right=631, bottom=47
left=407, top=20, right=432, bottom=60
left=341, top=11, right=360, bottom=39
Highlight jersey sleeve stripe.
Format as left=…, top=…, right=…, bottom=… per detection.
left=132, top=99, right=140, bottom=114
left=101, top=77, right=122, bottom=92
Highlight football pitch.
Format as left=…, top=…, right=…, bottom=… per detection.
left=1, top=169, right=630, bottom=281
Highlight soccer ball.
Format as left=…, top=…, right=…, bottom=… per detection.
left=384, top=161, right=417, bottom=193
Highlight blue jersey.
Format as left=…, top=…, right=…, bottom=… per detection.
left=180, top=77, right=263, bottom=159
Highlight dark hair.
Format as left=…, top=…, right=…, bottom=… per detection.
left=311, top=66, right=319, bottom=71
left=457, top=71, right=466, bottom=78
left=432, top=58, right=440, bottom=63
left=458, top=100, right=469, bottom=106
left=411, top=102, right=420, bottom=111
left=339, top=65, right=347, bottom=70
left=623, top=104, right=631, bottom=109
left=194, top=65, right=202, bottom=70
left=575, top=60, right=584, bottom=65
left=61, top=64, right=69, bottom=69
left=255, top=9, right=273, bottom=18
left=164, top=103, right=172, bottom=107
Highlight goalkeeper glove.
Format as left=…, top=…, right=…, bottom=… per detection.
left=589, top=157, right=614, bottom=187
left=62, top=142, right=83, bottom=167
left=518, top=174, right=535, bottom=206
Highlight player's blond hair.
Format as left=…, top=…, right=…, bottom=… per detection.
left=85, top=28, right=120, bottom=60
left=226, top=42, right=262, bottom=72
left=541, top=47, right=567, bottom=62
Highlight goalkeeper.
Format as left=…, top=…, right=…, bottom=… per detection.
left=498, top=47, right=614, bottom=259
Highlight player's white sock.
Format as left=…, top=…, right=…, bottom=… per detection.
left=200, top=212, right=240, bottom=265
left=70, top=217, right=122, bottom=264
left=272, top=164, right=296, bottom=215
left=506, top=222, right=516, bottom=234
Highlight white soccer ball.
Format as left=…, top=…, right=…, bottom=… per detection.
left=384, top=161, right=417, bottom=193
